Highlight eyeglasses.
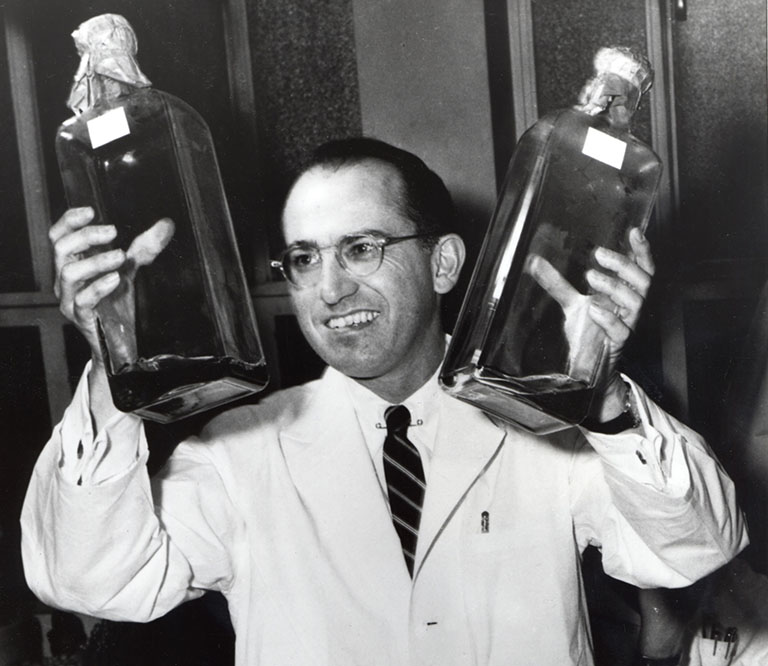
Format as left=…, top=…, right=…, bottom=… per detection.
left=271, top=232, right=433, bottom=288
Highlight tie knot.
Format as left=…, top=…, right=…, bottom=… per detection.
left=385, top=404, right=411, bottom=435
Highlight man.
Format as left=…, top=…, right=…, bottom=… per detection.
left=22, top=137, right=747, bottom=665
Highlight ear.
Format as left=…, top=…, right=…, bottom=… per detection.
left=430, top=234, right=466, bottom=294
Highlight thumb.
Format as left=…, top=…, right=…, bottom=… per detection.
left=126, top=218, right=176, bottom=269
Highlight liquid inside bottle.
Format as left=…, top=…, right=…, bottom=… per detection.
left=56, top=15, right=268, bottom=422
left=441, top=47, right=662, bottom=433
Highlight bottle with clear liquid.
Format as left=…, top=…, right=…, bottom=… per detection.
left=55, top=14, right=268, bottom=423
left=441, top=46, right=662, bottom=434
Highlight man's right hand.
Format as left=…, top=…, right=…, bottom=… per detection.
left=50, top=207, right=175, bottom=428
left=50, top=207, right=176, bottom=365
left=50, top=207, right=125, bottom=368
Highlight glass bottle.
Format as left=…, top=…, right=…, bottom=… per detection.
left=441, top=46, right=662, bottom=433
left=55, top=14, right=268, bottom=423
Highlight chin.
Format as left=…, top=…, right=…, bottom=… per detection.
left=330, top=359, right=385, bottom=380
left=319, top=351, right=388, bottom=381
left=307, top=333, right=388, bottom=375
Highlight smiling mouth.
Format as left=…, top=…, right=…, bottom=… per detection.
left=326, top=310, right=380, bottom=330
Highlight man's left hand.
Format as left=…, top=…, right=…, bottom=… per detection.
left=527, top=227, right=654, bottom=421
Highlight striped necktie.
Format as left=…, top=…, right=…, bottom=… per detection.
left=383, top=404, right=425, bottom=577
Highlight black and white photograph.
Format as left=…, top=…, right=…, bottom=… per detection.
left=1, top=1, right=767, bottom=664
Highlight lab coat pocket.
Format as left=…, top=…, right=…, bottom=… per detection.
left=467, top=530, right=523, bottom=562
left=462, top=529, right=588, bottom=665
left=463, top=530, right=536, bottom=609
left=464, top=526, right=555, bottom=599
left=689, top=636, right=737, bottom=665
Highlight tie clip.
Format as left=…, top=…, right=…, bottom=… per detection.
left=375, top=418, right=423, bottom=429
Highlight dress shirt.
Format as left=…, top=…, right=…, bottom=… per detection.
left=339, top=366, right=442, bottom=489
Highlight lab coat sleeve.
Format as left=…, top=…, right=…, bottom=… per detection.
left=55, top=362, right=145, bottom=486
left=20, top=367, right=237, bottom=622
left=570, top=377, right=749, bottom=589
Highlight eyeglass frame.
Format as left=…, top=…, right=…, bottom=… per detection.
left=270, top=231, right=437, bottom=288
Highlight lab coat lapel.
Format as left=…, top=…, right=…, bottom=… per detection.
left=278, top=369, right=412, bottom=608
left=415, top=393, right=506, bottom=577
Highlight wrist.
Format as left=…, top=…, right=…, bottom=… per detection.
left=599, top=374, right=629, bottom=419
left=582, top=376, right=640, bottom=434
left=87, top=359, right=121, bottom=432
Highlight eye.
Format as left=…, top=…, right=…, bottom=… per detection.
left=286, top=247, right=320, bottom=272
left=344, top=236, right=380, bottom=263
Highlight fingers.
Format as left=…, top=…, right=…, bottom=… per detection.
left=126, top=218, right=175, bottom=269
left=50, top=206, right=126, bottom=334
left=628, top=227, right=654, bottom=276
left=58, top=249, right=126, bottom=322
left=589, top=229, right=654, bottom=331
left=54, top=224, right=119, bottom=271
left=48, top=206, right=94, bottom=245
left=49, top=208, right=174, bottom=368
left=588, top=301, right=631, bottom=346
left=593, top=242, right=653, bottom=298
left=586, top=268, right=644, bottom=329
left=51, top=207, right=118, bottom=298
left=526, top=254, right=578, bottom=308
left=60, top=253, right=124, bottom=365
left=71, top=271, right=122, bottom=322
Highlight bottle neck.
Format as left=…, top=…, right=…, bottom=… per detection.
left=67, top=47, right=150, bottom=115
left=87, top=74, right=136, bottom=106
left=578, top=73, right=641, bottom=130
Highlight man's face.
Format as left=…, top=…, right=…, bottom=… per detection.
left=281, top=162, right=443, bottom=393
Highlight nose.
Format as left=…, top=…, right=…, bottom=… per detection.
left=318, top=254, right=359, bottom=305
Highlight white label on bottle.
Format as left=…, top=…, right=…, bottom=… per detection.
left=87, top=107, right=130, bottom=149
left=582, top=127, right=627, bottom=170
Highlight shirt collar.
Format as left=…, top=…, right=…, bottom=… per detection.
left=331, top=363, right=443, bottom=460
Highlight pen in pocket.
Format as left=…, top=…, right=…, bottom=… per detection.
left=480, top=511, right=489, bottom=533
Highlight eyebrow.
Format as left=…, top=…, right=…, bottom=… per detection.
left=285, top=228, right=394, bottom=249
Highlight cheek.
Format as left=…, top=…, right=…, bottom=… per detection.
left=379, top=254, right=431, bottom=280
left=378, top=253, right=435, bottom=294
left=378, top=267, right=435, bottom=318
left=290, top=293, right=317, bottom=335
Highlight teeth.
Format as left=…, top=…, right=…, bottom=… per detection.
left=327, top=311, right=380, bottom=329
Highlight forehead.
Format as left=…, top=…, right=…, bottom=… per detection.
left=281, top=162, right=413, bottom=245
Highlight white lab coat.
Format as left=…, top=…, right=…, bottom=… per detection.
left=21, top=367, right=747, bottom=665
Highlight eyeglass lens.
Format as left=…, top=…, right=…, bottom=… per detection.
left=283, top=235, right=384, bottom=285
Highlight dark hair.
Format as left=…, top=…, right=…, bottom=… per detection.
left=292, top=136, right=458, bottom=239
